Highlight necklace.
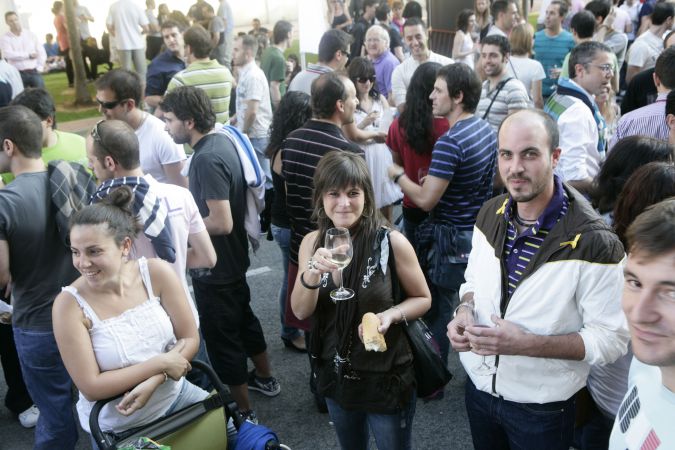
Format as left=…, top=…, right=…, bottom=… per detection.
left=514, top=211, right=537, bottom=227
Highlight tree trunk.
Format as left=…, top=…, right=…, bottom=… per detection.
left=64, top=0, right=93, bottom=106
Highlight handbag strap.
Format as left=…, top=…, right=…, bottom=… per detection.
left=482, top=77, right=512, bottom=121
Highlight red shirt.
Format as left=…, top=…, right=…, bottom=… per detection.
left=54, top=14, right=69, bottom=51
left=386, top=117, right=450, bottom=209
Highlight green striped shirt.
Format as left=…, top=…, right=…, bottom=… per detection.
left=166, top=59, right=233, bottom=123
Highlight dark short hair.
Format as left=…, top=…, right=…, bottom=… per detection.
left=318, top=29, right=352, bottom=63
left=499, top=109, right=560, bottom=153
left=437, top=63, right=482, bottom=113
left=160, top=19, right=185, bottom=32
left=585, top=0, right=610, bottom=21
left=571, top=11, right=597, bottom=39
left=71, top=186, right=143, bottom=246
left=402, top=0, right=422, bottom=19
left=364, top=0, right=379, bottom=9
left=160, top=86, right=215, bottom=134
left=651, top=2, right=675, bottom=26
left=481, top=34, right=510, bottom=56
left=272, top=20, right=292, bottom=45
left=550, top=0, right=569, bottom=18
left=569, top=41, right=611, bottom=78
left=4, top=11, right=17, bottom=20
left=311, top=72, right=348, bottom=119
left=10, top=88, right=57, bottom=129
left=457, top=9, right=475, bottom=32
left=200, top=3, right=214, bottom=14
left=184, top=25, right=212, bottom=58
left=621, top=170, right=675, bottom=253
left=655, top=46, right=675, bottom=90
left=403, top=16, right=426, bottom=30
left=0, top=105, right=43, bottom=159
left=90, top=120, right=141, bottom=170
left=95, top=69, right=142, bottom=106
left=667, top=89, right=675, bottom=116
left=375, top=4, right=391, bottom=22
left=491, top=0, right=513, bottom=20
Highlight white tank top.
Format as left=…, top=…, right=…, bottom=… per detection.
left=62, top=257, right=183, bottom=433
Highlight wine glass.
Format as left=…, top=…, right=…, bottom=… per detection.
left=472, top=301, right=498, bottom=376
left=325, top=227, right=354, bottom=301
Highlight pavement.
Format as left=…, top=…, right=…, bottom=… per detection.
left=0, top=233, right=475, bottom=450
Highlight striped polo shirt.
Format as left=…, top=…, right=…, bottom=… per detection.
left=502, top=176, right=569, bottom=298
left=166, top=59, right=233, bottom=123
left=281, top=120, right=364, bottom=264
left=428, top=115, right=497, bottom=231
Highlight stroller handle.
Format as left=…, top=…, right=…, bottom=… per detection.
left=90, top=359, right=231, bottom=450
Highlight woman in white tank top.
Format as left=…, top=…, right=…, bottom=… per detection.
left=453, top=9, right=479, bottom=70
left=52, top=186, right=207, bottom=442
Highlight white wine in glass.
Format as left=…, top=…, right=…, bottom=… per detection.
left=325, top=227, right=355, bottom=301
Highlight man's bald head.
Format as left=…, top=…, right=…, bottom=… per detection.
left=500, top=109, right=559, bottom=154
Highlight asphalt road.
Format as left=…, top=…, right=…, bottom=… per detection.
left=0, top=236, right=474, bottom=450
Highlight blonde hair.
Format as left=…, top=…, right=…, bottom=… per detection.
left=509, top=23, right=534, bottom=56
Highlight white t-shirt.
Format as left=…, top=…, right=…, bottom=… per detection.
left=131, top=174, right=205, bottom=327
left=626, top=30, right=662, bottom=70
left=391, top=51, right=454, bottom=107
left=135, top=113, right=186, bottom=183
left=507, top=56, right=545, bottom=97
left=609, top=358, right=675, bottom=450
left=106, top=0, right=149, bottom=50
left=555, top=89, right=602, bottom=181
left=235, top=61, right=272, bottom=139
left=611, top=7, right=632, bottom=35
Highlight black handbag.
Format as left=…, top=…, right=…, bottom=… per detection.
left=385, top=230, right=452, bottom=398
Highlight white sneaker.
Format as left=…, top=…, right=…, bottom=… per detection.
left=18, top=405, right=39, bottom=428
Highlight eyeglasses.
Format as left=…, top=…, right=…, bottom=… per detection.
left=356, top=76, right=376, bottom=84
left=586, top=63, right=614, bottom=75
left=95, top=97, right=126, bottom=110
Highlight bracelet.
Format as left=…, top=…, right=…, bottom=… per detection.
left=392, top=305, right=408, bottom=325
left=300, top=271, right=322, bottom=289
left=453, top=302, right=474, bottom=318
left=393, top=172, right=405, bottom=184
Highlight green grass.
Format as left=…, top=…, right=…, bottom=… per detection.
left=43, top=71, right=100, bottom=123
left=286, top=39, right=318, bottom=64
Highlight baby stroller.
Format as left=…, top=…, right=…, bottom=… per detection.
left=90, top=360, right=289, bottom=450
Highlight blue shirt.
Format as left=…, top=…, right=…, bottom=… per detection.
left=533, top=30, right=575, bottom=97
left=428, top=116, right=497, bottom=231
left=145, top=50, right=186, bottom=96
left=502, top=175, right=569, bottom=298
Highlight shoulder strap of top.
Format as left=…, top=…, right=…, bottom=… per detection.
left=61, top=286, right=102, bottom=325
left=137, top=257, right=156, bottom=299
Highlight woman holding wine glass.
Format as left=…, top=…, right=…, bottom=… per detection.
left=291, top=151, right=431, bottom=450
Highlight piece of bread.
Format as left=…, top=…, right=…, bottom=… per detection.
left=362, top=312, right=387, bottom=352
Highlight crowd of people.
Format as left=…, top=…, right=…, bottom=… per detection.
left=0, top=0, right=674, bottom=449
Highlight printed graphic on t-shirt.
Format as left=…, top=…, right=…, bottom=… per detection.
left=616, top=386, right=662, bottom=450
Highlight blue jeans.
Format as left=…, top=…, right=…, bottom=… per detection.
left=248, top=137, right=273, bottom=190
left=13, top=327, right=78, bottom=450
left=271, top=225, right=301, bottom=341
left=19, top=70, right=45, bottom=88
left=325, top=393, right=416, bottom=450
left=465, top=379, right=576, bottom=450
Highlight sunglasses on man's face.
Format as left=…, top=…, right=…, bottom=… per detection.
left=95, top=97, right=126, bottom=110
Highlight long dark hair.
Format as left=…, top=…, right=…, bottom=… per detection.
left=592, top=136, right=674, bottom=214
left=265, top=91, right=312, bottom=159
left=347, top=57, right=379, bottom=102
left=613, top=162, right=675, bottom=247
left=399, top=61, right=441, bottom=154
